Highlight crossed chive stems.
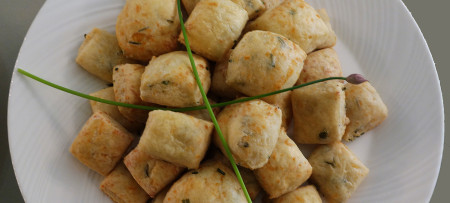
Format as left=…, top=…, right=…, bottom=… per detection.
left=16, top=0, right=367, bottom=201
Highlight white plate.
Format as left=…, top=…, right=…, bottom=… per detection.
left=8, top=0, right=444, bottom=202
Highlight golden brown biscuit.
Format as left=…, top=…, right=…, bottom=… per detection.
left=296, top=48, right=343, bottom=85
left=70, top=112, right=134, bottom=176
left=214, top=99, right=282, bottom=169
left=225, top=30, right=304, bottom=127
left=343, top=82, right=388, bottom=141
left=163, top=161, right=247, bottom=202
left=182, top=0, right=265, bottom=19
left=226, top=31, right=306, bottom=121
left=140, top=51, right=210, bottom=107
left=138, top=110, right=214, bottom=169
left=291, top=81, right=348, bottom=144
left=308, top=142, right=369, bottom=203
left=116, top=0, right=180, bottom=61
left=179, top=0, right=248, bottom=61
left=76, top=28, right=135, bottom=82
left=89, top=87, right=143, bottom=133
left=210, top=51, right=243, bottom=99
left=226, top=31, right=306, bottom=98
left=113, top=64, right=156, bottom=123
left=246, top=0, right=336, bottom=53
left=209, top=149, right=262, bottom=200
left=255, top=129, right=312, bottom=199
left=100, top=163, right=150, bottom=203
left=272, top=185, right=322, bottom=203
left=261, top=0, right=284, bottom=11
left=124, top=148, right=184, bottom=197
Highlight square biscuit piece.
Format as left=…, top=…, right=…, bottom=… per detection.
left=115, top=0, right=180, bottom=61
left=225, top=31, right=305, bottom=127
left=70, top=112, right=134, bottom=176
left=163, top=160, right=247, bottom=202
left=272, top=185, right=322, bottom=203
left=140, top=51, right=210, bottom=107
left=182, top=0, right=265, bottom=19
left=138, top=110, right=214, bottom=169
left=90, top=87, right=143, bottom=133
left=124, top=148, right=184, bottom=197
left=100, top=163, right=150, bottom=203
left=113, top=64, right=156, bottom=123
left=179, top=0, right=248, bottom=61
left=255, top=129, right=312, bottom=199
left=308, top=142, right=369, bottom=203
left=343, top=82, right=388, bottom=141
left=296, top=48, right=343, bottom=85
left=246, top=0, right=336, bottom=53
left=214, top=99, right=282, bottom=169
left=76, top=28, right=135, bottom=82
left=291, top=80, right=348, bottom=144
left=226, top=30, right=306, bottom=99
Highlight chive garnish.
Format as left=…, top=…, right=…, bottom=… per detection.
left=277, top=36, right=286, bottom=48
left=17, top=68, right=348, bottom=113
left=144, top=164, right=149, bottom=177
left=319, top=131, right=328, bottom=139
left=83, top=34, right=87, bottom=38
left=217, top=168, right=226, bottom=175
left=191, top=171, right=199, bottom=174
left=270, top=54, right=276, bottom=68
left=325, top=161, right=335, bottom=167
left=325, top=158, right=336, bottom=167
left=182, top=199, right=190, bottom=203
left=107, top=83, right=113, bottom=87
left=167, top=20, right=174, bottom=23
left=138, top=27, right=149, bottom=32
left=162, top=80, right=170, bottom=85
left=177, top=0, right=251, bottom=201
left=289, top=9, right=296, bottom=15
left=128, top=41, right=141, bottom=45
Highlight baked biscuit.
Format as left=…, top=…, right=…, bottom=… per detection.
left=296, top=48, right=343, bottom=85
left=179, top=0, right=248, bottom=61
left=308, top=142, right=369, bottom=203
left=70, top=112, right=134, bottom=176
left=138, top=110, right=214, bottom=169
left=255, top=129, right=312, bottom=199
left=163, top=161, right=247, bottom=202
left=76, top=28, right=135, bottom=82
left=140, top=51, right=210, bottom=107
left=100, top=163, right=150, bottom=203
left=343, top=82, right=388, bottom=141
left=272, top=185, right=322, bottom=203
left=90, top=87, right=143, bottom=133
left=214, top=99, right=282, bottom=169
left=124, top=148, right=184, bottom=197
left=246, top=0, right=336, bottom=53
left=291, top=81, right=348, bottom=144
left=116, top=0, right=180, bottom=61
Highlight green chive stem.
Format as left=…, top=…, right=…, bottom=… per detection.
left=18, top=68, right=346, bottom=114
left=176, top=0, right=251, bottom=202
left=17, top=68, right=178, bottom=111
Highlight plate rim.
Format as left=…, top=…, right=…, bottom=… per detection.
left=7, top=0, right=445, bottom=202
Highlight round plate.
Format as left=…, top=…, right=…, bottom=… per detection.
left=8, top=0, right=443, bottom=202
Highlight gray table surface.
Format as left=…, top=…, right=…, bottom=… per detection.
left=1, top=0, right=448, bottom=202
